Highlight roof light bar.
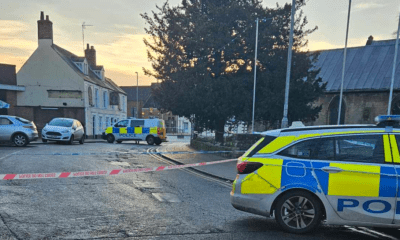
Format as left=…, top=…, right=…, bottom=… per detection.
left=375, top=115, right=400, bottom=127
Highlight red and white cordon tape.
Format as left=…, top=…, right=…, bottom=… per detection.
left=0, top=158, right=238, bottom=180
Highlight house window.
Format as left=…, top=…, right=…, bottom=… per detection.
left=99, top=116, right=102, bottom=133
left=329, top=96, right=345, bottom=125
left=95, top=89, right=99, bottom=108
left=88, top=86, right=94, bottom=106
left=103, top=91, right=107, bottom=108
left=106, top=117, right=109, bottom=127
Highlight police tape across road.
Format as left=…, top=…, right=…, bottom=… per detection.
left=11, top=150, right=246, bottom=156
left=0, top=158, right=238, bottom=180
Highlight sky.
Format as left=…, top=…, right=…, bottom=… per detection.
left=0, top=0, right=399, bottom=86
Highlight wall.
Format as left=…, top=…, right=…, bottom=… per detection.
left=311, top=92, right=393, bottom=125
left=17, top=44, right=85, bottom=107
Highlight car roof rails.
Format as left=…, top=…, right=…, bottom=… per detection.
left=375, top=115, right=400, bottom=128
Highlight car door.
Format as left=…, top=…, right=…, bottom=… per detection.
left=312, top=134, right=397, bottom=224
left=114, top=120, right=129, bottom=140
left=0, top=117, right=15, bottom=141
left=391, top=134, right=400, bottom=224
left=131, top=120, right=145, bottom=140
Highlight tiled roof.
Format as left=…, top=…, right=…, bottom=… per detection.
left=314, top=39, right=400, bottom=92
left=52, top=44, right=126, bottom=95
left=120, top=86, right=152, bottom=102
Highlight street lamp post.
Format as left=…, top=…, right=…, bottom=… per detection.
left=337, top=0, right=352, bottom=124
left=281, top=0, right=296, bottom=129
left=387, top=13, right=400, bottom=115
left=135, top=72, right=139, bottom=118
left=251, top=18, right=259, bottom=134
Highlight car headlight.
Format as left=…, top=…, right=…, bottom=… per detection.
left=61, top=130, right=70, bottom=133
left=42, top=128, right=47, bottom=132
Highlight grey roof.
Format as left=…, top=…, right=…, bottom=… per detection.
left=120, top=85, right=160, bottom=108
left=314, top=39, right=400, bottom=92
left=52, top=44, right=126, bottom=95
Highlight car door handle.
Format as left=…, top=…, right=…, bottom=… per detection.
left=321, top=166, right=343, bottom=173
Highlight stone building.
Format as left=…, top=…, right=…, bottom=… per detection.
left=311, top=38, right=400, bottom=125
left=16, top=12, right=127, bottom=138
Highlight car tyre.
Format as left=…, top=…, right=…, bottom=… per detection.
left=68, top=135, right=74, bottom=145
left=79, top=136, right=84, bottom=144
left=13, top=133, right=28, bottom=147
left=155, top=138, right=161, bottom=145
left=146, top=136, right=155, bottom=145
left=107, top=134, right=115, bottom=143
left=42, top=139, right=47, bottom=143
left=275, top=191, right=322, bottom=234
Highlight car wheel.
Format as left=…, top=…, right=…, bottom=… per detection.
left=155, top=138, right=161, bottom=145
left=68, top=135, right=74, bottom=145
left=42, top=139, right=47, bottom=143
left=116, top=140, right=122, bottom=144
left=275, top=191, right=322, bottom=234
left=107, top=134, right=115, bottom=143
left=13, top=133, right=28, bottom=147
left=146, top=136, right=155, bottom=145
left=79, top=136, right=84, bottom=144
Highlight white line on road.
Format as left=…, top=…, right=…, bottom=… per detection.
left=0, top=148, right=30, bottom=161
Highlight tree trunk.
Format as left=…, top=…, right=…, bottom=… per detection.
left=215, top=119, right=225, bottom=144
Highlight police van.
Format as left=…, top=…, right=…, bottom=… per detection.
left=102, top=118, right=167, bottom=145
left=231, top=115, right=400, bottom=233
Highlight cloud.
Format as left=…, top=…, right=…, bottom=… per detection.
left=0, top=20, right=30, bottom=35
left=355, top=2, right=385, bottom=10
left=0, top=20, right=37, bottom=53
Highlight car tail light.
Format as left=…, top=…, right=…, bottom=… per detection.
left=23, top=125, right=35, bottom=130
left=237, top=161, right=263, bottom=174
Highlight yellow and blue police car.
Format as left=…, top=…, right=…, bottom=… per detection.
left=102, top=118, right=167, bottom=145
left=231, top=115, right=400, bottom=234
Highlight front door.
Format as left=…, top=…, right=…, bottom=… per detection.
left=312, top=134, right=397, bottom=224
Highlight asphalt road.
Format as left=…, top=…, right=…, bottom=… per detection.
left=0, top=140, right=398, bottom=239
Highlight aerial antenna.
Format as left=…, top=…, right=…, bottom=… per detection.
left=82, top=22, right=94, bottom=51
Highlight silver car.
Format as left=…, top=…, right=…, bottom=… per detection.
left=41, top=118, right=85, bottom=144
left=0, top=115, right=39, bottom=147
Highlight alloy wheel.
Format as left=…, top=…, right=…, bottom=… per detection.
left=280, top=196, right=315, bottom=230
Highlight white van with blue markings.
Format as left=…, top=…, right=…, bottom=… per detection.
left=103, top=118, right=167, bottom=145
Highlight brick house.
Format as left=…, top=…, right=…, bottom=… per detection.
left=15, top=12, right=127, bottom=138
left=311, top=38, right=400, bottom=125
left=0, top=64, right=25, bottom=115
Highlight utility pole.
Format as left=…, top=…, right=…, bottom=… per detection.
left=281, top=0, right=296, bottom=129
left=82, top=22, right=93, bottom=51
left=135, top=72, right=139, bottom=118
left=388, top=13, right=400, bottom=115
left=251, top=18, right=259, bottom=134
left=338, top=0, right=352, bottom=124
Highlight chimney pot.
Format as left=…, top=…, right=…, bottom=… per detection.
left=87, top=43, right=89, bottom=49
left=38, top=11, right=53, bottom=43
left=366, top=35, right=374, bottom=46
left=91, top=46, right=94, bottom=50
left=46, top=15, right=49, bottom=21
left=85, top=44, right=96, bottom=66
left=40, top=11, right=44, bottom=20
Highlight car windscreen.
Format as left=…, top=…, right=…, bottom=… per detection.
left=15, top=117, right=31, bottom=124
left=48, top=119, right=73, bottom=127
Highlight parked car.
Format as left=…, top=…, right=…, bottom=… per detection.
left=0, top=115, right=38, bottom=147
left=231, top=115, right=400, bottom=234
left=41, top=118, right=85, bottom=144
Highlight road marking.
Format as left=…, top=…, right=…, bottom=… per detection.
left=133, top=181, right=162, bottom=189
left=0, top=148, right=30, bottom=161
left=152, top=193, right=181, bottom=202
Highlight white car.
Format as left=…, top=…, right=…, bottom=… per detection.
left=41, top=118, right=85, bottom=144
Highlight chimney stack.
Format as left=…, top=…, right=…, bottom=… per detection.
left=85, top=44, right=96, bottom=67
left=366, top=35, right=373, bottom=46
left=37, top=11, right=53, bottom=45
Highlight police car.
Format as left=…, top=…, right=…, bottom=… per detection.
left=231, top=115, right=400, bottom=234
left=102, top=118, right=167, bottom=145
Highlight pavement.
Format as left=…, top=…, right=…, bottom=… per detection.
left=159, top=143, right=238, bottom=181
left=30, top=138, right=106, bottom=144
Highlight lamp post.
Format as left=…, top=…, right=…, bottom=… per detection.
left=388, top=12, right=400, bottom=115
left=281, top=0, right=296, bottom=129
left=337, top=0, right=352, bottom=124
left=135, top=72, right=139, bottom=118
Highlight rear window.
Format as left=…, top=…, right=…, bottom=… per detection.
left=15, top=117, right=30, bottom=124
left=246, top=135, right=277, bottom=157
